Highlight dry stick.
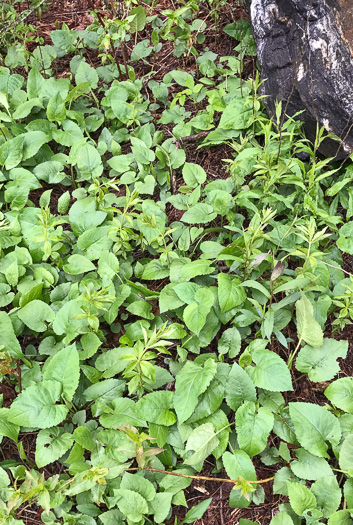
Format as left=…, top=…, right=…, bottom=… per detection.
left=124, top=466, right=274, bottom=485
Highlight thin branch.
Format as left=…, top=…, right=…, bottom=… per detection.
left=0, top=0, right=48, bottom=42
left=124, top=466, right=274, bottom=485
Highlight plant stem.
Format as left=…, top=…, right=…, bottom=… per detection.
left=124, top=466, right=274, bottom=485
left=287, top=337, right=302, bottom=369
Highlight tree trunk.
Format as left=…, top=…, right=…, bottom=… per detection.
left=249, top=0, right=353, bottom=158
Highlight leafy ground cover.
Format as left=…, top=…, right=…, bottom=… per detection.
left=1, top=0, right=353, bottom=524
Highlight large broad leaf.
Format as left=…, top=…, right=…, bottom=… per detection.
left=76, top=143, right=103, bottom=180
left=339, top=434, right=353, bottom=471
left=114, top=489, right=148, bottom=522
left=75, top=61, right=99, bottom=89
left=187, top=364, right=229, bottom=424
left=296, top=294, right=323, bottom=347
left=222, top=450, right=256, bottom=508
left=184, top=423, right=219, bottom=466
left=100, top=398, right=146, bottom=428
left=183, top=288, right=214, bottom=335
left=270, top=512, right=294, bottom=525
left=174, top=359, right=217, bottom=424
left=325, top=377, right=353, bottom=414
left=0, top=311, right=25, bottom=361
left=337, top=222, right=353, bottom=255
left=129, top=6, right=147, bottom=32
left=0, top=408, right=19, bottom=442
left=287, top=483, right=317, bottom=516
left=83, top=378, right=126, bottom=404
left=311, top=476, right=341, bottom=518
left=226, top=363, right=256, bottom=411
left=179, top=260, right=214, bottom=280
left=47, top=92, right=66, bottom=123
left=8, top=380, right=68, bottom=429
left=218, top=327, right=242, bottom=358
left=63, top=254, right=96, bottom=275
left=182, top=162, right=206, bottom=187
left=218, top=273, right=246, bottom=313
left=17, top=299, right=55, bottom=332
left=290, top=449, right=333, bottom=480
left=0, top=135, right=24, bottom=170
left=296, top=339, right=348, bottom=382
left=182, top=203, right=217, bottom=224
left=218, top=98, right=253, bottom=130
left=120, top=472, right=156, bottom=502
left=181, top=498, right=212, bottom=524
left=236, top=401, right=274, bottom=457
left=289, top=402, right=341, bottom=458
left=149, top=493, right=173, bottom=524
left=43, top=344, right=80, bottom=402
left=35, top=427, right=74, bottom=468
left=135, top=391, right=176, bottom=426
left=247, top=348, right=293, bottom=392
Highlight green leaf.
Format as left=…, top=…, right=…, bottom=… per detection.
left=83, top=378, right=125, bottom=404
left=0, top=135, right=24, bottom=170
left=296, top=339, right=348, bottom=382
left=100, top=398, right=146, bottom=428
left=135, top=391, right=176, bottom=426
left=47, top=92, right=66, bottom=123
left=218, top=327, right=242, bottom=358
left=290, top=449, right=333, bottom=480
left=0, top=311, right=25, bottom=361
left=218, top=98, right=253, bottom=130
left=179, top=260, right=214, bottom=280
left=325, top=377, right=353, bottom=414
left=114, top=489, right=148, bottom=522
left=296, top=294, right=323, bottom=347
left=182, top=163, right=207, bottom=187
left=73, top=426, right=96, bottom=451
left=174, top=358, right=217, bottom=424
left=17, top=300, right=55, bottom=332
left=142, top=259, right=169, bottom=280
left=149, top=492, right=173, bottom=523
left=8, top=380, right=68, bottom=429
left=218, top=273, right=246, bottom=313
left=129, top=6, right=147, bottom=32
left=182, top=203, right=217, bottom=224
left=121, top=472, right=156, bottom=501
left=184, top=423, right=219, bottom=466
left=76, top=143, right=103, bottom=180
left=43, top=344, right=80, bottom=402
left=159, top=284, right=185, bottom=312
left=287, top=482, right=317, bottom=516
left=247, top=348, right=293, bottom=392
left=311, top=476, right=341, bottom=518
left=236, top=401, right=274, bottom=457
left=75, top=61, right=98, bottom=89
left=328, top=510, right=353, bottom=525
left=270, top=512, right=294, bottom=525
left=223, top=450, right=256, bottom=508
left=337, top=222, right=353, bottom=254
left=35, top=427, right=74, bottom=468
left=289, top=402, right=341, bottom=458
left=183, top=288, right=214, bottom=335
left=226, top=363, right=256, bottom=411
left=0, top=408, right=19, bottom=442
left=63, top=254, right=96, bottom=275
left=181, top=497, right=212, bottom=524
left=187, top=364, right=229, bottom=424
left=126, top=300, right=154, bottom=320
left=339, top=434, right=353, bottom=471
